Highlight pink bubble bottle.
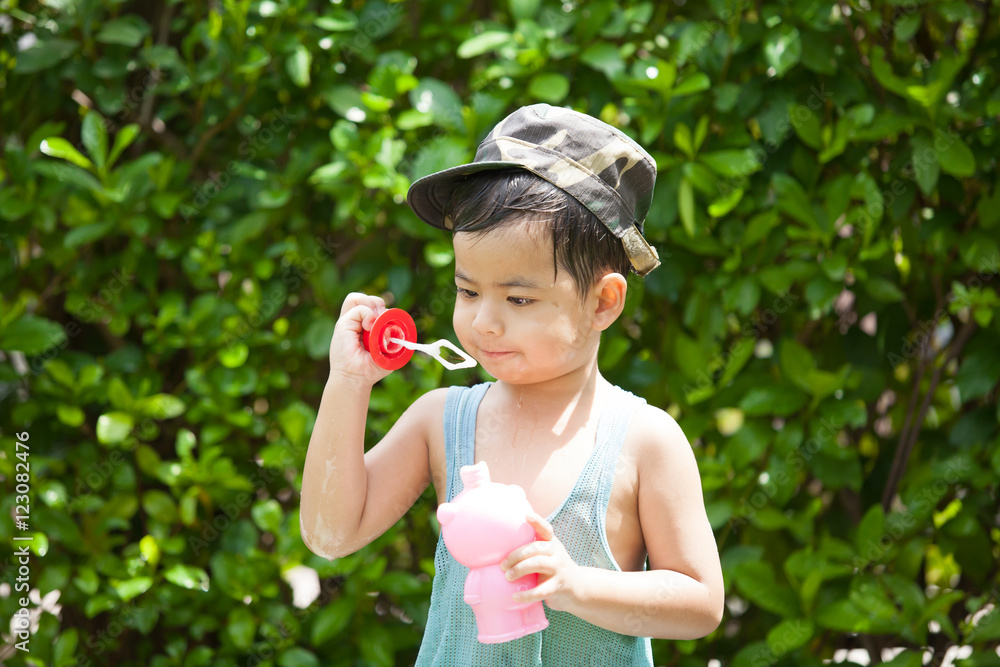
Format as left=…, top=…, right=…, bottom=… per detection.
left=436, top=462, right=550, bottom=643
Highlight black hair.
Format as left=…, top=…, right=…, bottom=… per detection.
left=442, top=170, right=632, bottom=297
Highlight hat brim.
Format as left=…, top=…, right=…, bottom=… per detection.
left=406, top=160, right=529, bottom=230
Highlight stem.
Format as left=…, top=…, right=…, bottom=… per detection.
left=880, top=319, right=977, bottom=511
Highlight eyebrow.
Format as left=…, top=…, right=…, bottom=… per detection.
left=455, top=271, right=541, bottom=290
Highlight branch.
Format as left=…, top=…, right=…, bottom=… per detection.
left=881, top=318, right=978, bottom=511
left=187, top=89, right=255, bottom=169
left=138, top=0, right=174, bottom=128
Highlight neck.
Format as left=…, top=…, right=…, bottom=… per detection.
left=495, top=354, right=607, bottom=416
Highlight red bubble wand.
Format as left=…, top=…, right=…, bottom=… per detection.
left=362, top=308, right=477, bottom=371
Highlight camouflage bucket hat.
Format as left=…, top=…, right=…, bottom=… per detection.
left=406, top=103, right=661, bottom=277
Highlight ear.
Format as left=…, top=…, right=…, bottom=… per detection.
left=591, top=272, right=627, bottom=331
left=437, top=502, right=457, bottom=526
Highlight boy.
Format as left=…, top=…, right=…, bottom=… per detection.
left=300, top=104, right=724, bottom=665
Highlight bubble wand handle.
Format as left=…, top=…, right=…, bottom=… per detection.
left=389, top=338, right=478, bottom=370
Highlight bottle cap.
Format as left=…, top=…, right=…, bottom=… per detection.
left=362, top=308, right=417, bottom=370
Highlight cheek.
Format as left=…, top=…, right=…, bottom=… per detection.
left=452, top=304, right=472, bottom=338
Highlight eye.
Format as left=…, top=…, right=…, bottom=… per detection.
left=456, top=287, right=478, bottom=299
left=507, top=296, right=534, bottom=306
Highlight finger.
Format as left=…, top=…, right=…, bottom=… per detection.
left=340, top=293, right=387, bottom=319
left=337, top=304, right=377, bottom=336
left=525, top=511, right=554, bottom=541
left=504, top=554, right=553, bottom=582
left=500, top=540, right=548, bottom=572
left=513, top=578, right=558, bottom=604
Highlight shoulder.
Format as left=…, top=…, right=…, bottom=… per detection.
left=403, top=386, right=450, bottom=425
left=627, top=401, right=687, bottom=449
left=401, top=383, right=487, bottom=439
left=626, top=401, right=697, bottom=477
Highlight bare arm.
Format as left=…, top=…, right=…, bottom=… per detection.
left=501, top=405, right=724, bottom=639
left=299, top=293, right=439, bottom=560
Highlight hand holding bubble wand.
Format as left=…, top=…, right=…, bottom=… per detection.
left=362, top=308, right=477, bottom=371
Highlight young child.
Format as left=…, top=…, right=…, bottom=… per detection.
left=300, top=104, right=724, bottom=665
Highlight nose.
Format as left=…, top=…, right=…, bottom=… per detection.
left=471, top=300, right=503, bottom=337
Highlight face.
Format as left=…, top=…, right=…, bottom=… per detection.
left=452, top=221, right=602, bottom=386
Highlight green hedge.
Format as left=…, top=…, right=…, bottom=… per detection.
left=1, top=0, right=998, bottom=665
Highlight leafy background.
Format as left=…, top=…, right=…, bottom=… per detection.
left=1, top=0, right=999, bottom=665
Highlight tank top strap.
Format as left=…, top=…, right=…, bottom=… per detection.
left=442, top=381, right=492, bottom=502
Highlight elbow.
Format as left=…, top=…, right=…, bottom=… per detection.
left=667, top=607, right=722, bottom=641
left=300, top=514, right=355, bottom=560
left=301, top=530, right=354, bottom=560
left=704, top=599, right=725, bottom=636
left=690, top=590, right=725, bottom=639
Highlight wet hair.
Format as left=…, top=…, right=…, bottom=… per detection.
left=442, top=170, right=632, bottom=297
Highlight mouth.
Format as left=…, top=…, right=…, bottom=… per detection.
left=480, top=349, right=515, bottom=359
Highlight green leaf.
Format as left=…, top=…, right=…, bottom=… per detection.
left=40, top=138, right=95, bottom=171
left=816, top=598, right=872, bottom=632
left=672, top=72, right=711, bottom=97
left=313, top=11, right=357, bottom=31
left=219, top=342, right=250, bottom=368
left=739, top=385, right=809, bottom=417
left=708, top=187, right=743, bottom=218
left=286, top=45, right=312, bottom=88
left=791, top=102, right=823, bottom=149
left=359, top=623, right=394, bottom=666
left=277, top=647, right=321, bottom=667
left=966, top=607, right=1000, bottom=643
left=457, top=31, right=511, bottom=58
left=142, top=489, right=177, bottom=526
left=65, top=221, right=115, bottom=249
left=408, top=79, right=465, bottom=131
left=57, top=405, right=86, bottom=427
left=764, top=25, right=802, bottom=77
left=113, top=576, right=153, bottom=602
left=864, top=276, right=905, bottom=303
left=766, top=619, right=814, bottom=657
left=0, top=315, right=67, bottom=354
left=96, top=15, right=151, bottom=46
left=54, top=628, right=80, bottom=666
left=773, top=173, right=821, bottom=235
left=699, top=150, right=762, bottom=178
left=734, top=561, right=800, bottom=617
left=164, top=564, right=210, bottom=591
left=82, top=112, right=109, bottom=170
left=227, top=607, right=257, bottom=650
left=13, top=39, right=78, bottom=74
left=694, top=116, right=709, bottom=153
left=855, top=505, right=886, bottom=562
left=139, top=535, right=160, bottom=568
left=136, top=394, right=186, bottom=419
left=936, top=134, right=976, bottom=177
left=882, top=651, right=924, bottom=667
left=955, top=346, right=1000, bottom=402
left=674, top=123, right=693, bottom=159
left=509, top=0, right=541, bottom=20
left=311, top=596, right=355, bottom=644
left=910, top=134, right=940, bottom=195
left=527, top=73, right=570, bottom=103
left=580, top=43, right=625, bottom=79
left=678, top=178, right=695, bottom=237
left=251, top=499, right=283, bottom=534
left=45, top=359, right=75, bottom=388
left=742, top=210, right=781, bottom=247
left=779, top=339, right=816, bottom=386
left=97, top=412, right=135, bottom=444
left=726, top=421, right=770, bottom=469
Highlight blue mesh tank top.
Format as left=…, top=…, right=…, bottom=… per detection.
left=415, top=381, right=655, bottom=666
